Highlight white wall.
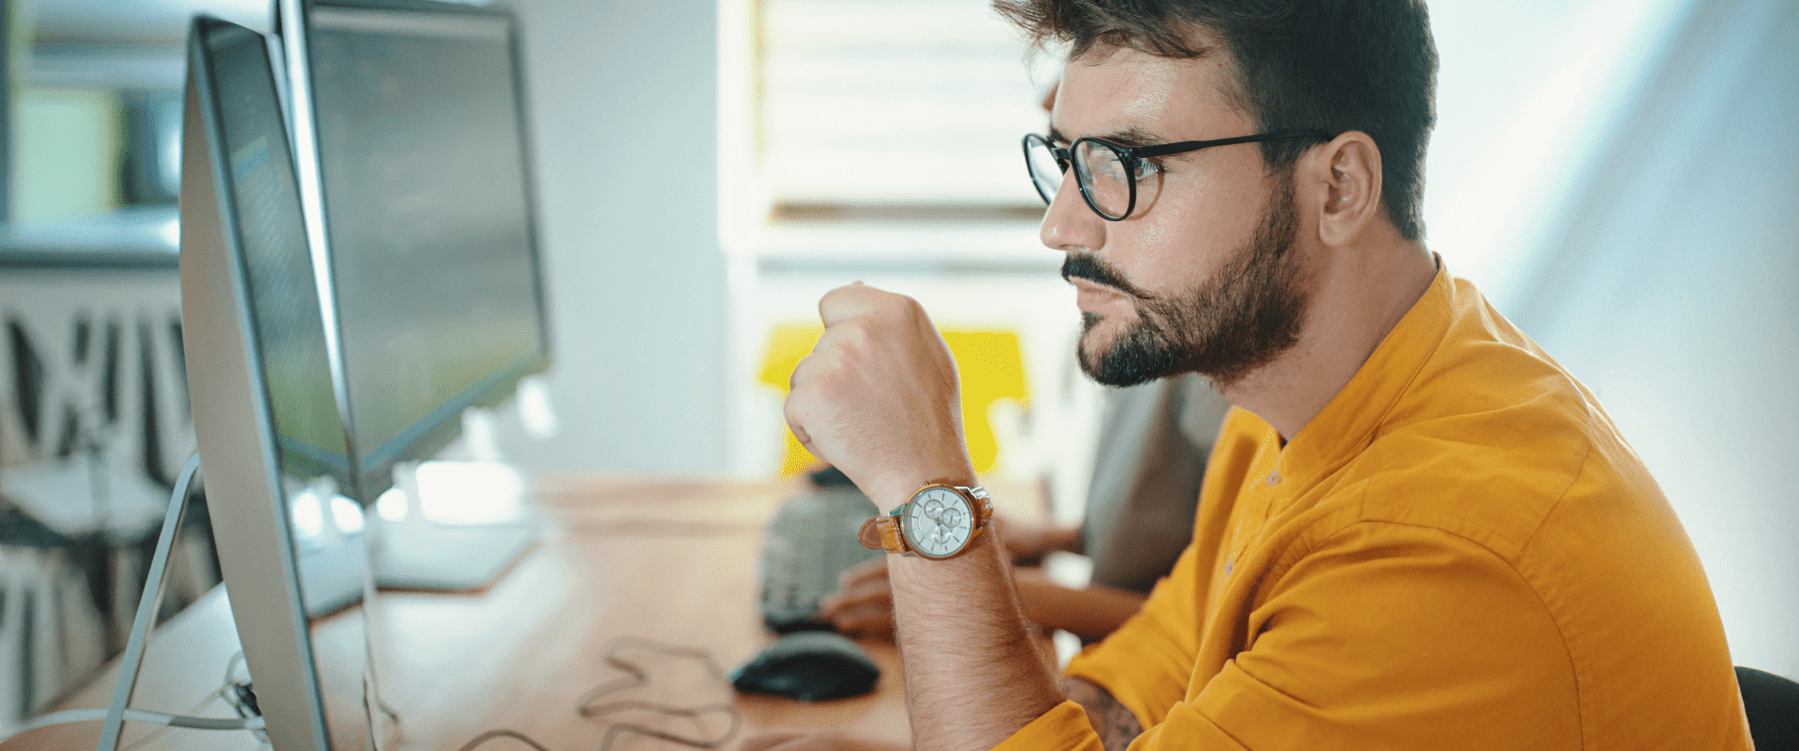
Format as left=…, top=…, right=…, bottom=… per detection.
left=1505, top=0, right=1799, bottom=678
left=1425, top=0, right=1697, bottom=307
left=500, top=0, right=729, bottom=474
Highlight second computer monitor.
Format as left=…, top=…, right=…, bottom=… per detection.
left=285, top=0, right=551, bottom=502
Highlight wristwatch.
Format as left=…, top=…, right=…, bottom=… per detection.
left=858, top=483, right=992, bottom=559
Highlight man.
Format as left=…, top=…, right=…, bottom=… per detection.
left=760, top=0, right=1751, bottom=749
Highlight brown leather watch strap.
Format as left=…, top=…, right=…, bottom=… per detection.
left=857, top=515, right=907, bottom=554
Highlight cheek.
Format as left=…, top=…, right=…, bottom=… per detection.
left=1132, top=172, right=1268, bottom=287
left=1122, top=216, right=1202, bottom=293
left=1138, top=220, right=1171, bottom=254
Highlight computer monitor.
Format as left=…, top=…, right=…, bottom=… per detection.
left=180, top=16, right=374, bottom=751
left=279, top=0, right=551, bottom=589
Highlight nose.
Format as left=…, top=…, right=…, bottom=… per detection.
left=1039, top=168, right=1106, bottom=255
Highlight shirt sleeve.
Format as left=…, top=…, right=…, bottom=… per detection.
left=1062, top=536, right=1207, bottom=728
left=992, top=701, right=1106, bottom=751
left=1005, top=519, right=1582, bottom=750
left=1160, top=520, right=1579, bottom=749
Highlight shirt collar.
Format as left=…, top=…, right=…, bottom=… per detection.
left=1275, top=259, right=1457, bottom=483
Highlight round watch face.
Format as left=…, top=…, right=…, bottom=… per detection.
left=900, top=487, right=975, bottom=558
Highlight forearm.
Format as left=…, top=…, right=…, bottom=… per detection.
left=995, top=516, right=1085, bottom=564
left=781, top=284, right=1066, bottom=748
left=1014, top=574, right=1147, bottom=642
left=886, top=527, right=1064, bottom=751
left=1045, top=523, right=1086, bottom=555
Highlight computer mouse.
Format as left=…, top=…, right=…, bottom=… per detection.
left=729, top=631, right=881, bottom=702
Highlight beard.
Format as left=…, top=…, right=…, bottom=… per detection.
left=1068, top=171, right=1309, bottom=389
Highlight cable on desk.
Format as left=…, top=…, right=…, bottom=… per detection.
left=0, top=708, right=265, bottom=740
left=118, top=653, right=247, bottom=751
left=578, top=638, right=743, bottom=751
left=218, top=652, right=269, bottom=747
left=586, top=701, right=741, bottom=751
left=362, top=666, right=401, bottom=751
left=456, top=729, right=554, bottom=751
left=576, top=637, right=729, bottom=710
left=0, top=652, right=265, bottom=746
left=359, top=567, right=403, bottom=751
left=455, top=637, right=744, bottom=751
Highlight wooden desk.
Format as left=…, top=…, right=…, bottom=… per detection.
left=9, top=475, right=1043, bottom=750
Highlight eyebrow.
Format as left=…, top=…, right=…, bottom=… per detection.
left=1045, top=124, right=1166, bottom=149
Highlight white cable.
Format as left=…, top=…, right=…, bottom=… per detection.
left=0, top=708, right=264, bottom=741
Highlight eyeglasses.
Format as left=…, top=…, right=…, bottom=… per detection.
left=1022, top=130, right=1331, bottom=221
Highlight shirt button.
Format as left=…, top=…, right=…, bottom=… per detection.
left=1266, top=471, right=1281, bottom=486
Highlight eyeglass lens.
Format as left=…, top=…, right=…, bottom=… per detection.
left=1073, top=141, right=1132, bottom=218
left=1025, top=136, right=1064, bottom=205
left=1025, top=136, right=1134, bottom=219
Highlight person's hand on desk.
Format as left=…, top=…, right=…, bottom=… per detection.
left=741, top=727, right=909, bottom=751
left=817, top=558, right=897, bottom=639
left=820, top=557, right=1148, bottom=642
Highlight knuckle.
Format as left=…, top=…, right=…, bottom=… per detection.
left=839, top=319, right=873, bottom=350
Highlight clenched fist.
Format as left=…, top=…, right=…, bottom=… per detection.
left=783, top=283, right=977, bottom=512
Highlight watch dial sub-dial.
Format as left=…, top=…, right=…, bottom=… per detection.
left=904, top=488, right=974, bottom=557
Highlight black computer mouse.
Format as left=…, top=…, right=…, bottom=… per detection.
left=729, top=631, right=881, bottom=702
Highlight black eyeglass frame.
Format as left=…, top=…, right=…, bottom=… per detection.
left=1023, top=130, right=1334, bottom=221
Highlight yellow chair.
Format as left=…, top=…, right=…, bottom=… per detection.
left=757, top=323, right=1028, bottom=476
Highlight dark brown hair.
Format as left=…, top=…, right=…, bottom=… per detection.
left=996, top=0, right=1437, bottom=240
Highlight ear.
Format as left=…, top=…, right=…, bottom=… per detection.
left=1303, top=132, right=1383, bottom=248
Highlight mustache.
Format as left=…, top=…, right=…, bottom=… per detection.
left=1061, top=254, right=1153, bottom=300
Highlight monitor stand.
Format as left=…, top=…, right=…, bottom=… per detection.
left=368, top=461, right=538, bottom=592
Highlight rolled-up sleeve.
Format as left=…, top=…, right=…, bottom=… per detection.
left=1063, top=538, right=1206, bottom=729
left=1000, top=519, right=1580, bottom=750
left=992, top=701, right=1106, bottom=751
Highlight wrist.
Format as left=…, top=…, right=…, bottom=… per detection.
left=870, top=468, right=977, bottom=515
left=860, top=481, right=993, bottom=560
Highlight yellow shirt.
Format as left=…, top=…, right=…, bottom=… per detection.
left=999, top=270, right=1750, bottom=750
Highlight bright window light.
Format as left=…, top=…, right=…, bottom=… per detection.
left=290, top=488, right=324, bottom=539
left=331, top=495, right=364, bottom=534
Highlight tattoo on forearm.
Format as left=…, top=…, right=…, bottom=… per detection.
left=1061, top=677, right=1144, bottom=751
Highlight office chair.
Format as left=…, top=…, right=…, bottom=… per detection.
left=1738, top=665, right=1799, bottom=751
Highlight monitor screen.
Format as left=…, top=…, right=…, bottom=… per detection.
left=302, top=1, right=549, bottom=493
left=213, top=30, right=353, bottom=487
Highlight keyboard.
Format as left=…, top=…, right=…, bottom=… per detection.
left=758, top=484, right=882, bottom=632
